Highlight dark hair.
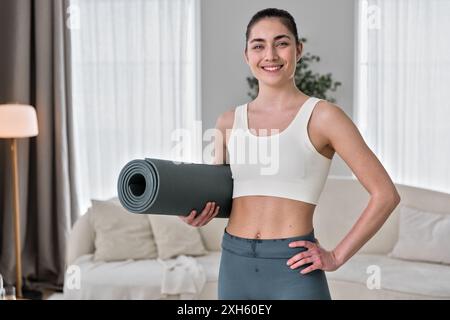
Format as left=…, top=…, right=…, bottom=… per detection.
left=245, top=8, right=300, bottom=51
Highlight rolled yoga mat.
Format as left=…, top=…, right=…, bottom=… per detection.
left=117, top=158, right=233, bottom=218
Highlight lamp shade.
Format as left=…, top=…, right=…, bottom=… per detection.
left=0, top=104, right=39, bottom=138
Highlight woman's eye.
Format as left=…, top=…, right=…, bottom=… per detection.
left=252, top=42, right=288, bottom=50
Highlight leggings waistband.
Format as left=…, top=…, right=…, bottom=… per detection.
left=221, top=227, right=317, bottom=259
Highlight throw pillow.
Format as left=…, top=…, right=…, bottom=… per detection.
left=91, top=198, right=158, bottom=261
left=148, top=215, right=208, bottom=260
left=389, top=205, right=450, bottom=264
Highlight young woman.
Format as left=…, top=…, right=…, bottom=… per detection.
left=180, top=8, right=400, bottom=300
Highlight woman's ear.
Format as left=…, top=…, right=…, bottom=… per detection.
left=243, top=49, right=249, bottom=64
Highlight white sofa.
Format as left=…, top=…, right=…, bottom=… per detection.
left=64, top=177, right=450, bottom=299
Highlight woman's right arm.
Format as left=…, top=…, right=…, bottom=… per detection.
left=180, top=109, right=234, bottom=226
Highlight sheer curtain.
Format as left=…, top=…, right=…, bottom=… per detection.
left=355, top=0, right=450, bottom=194
left=70, top=0, right=202, bottom=216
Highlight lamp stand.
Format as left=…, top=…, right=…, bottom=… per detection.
left=11, top=138, right=23, bottom=298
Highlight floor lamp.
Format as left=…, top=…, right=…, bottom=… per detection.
left=0, top=104, right=39, bottom=298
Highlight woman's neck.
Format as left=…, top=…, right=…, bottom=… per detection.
left=255, top=82, right=306, bottom=110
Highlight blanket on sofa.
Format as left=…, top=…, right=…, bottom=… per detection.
left=157, top=255, right=207, bottom=299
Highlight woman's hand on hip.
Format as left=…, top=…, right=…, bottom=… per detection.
left=286, top=239, right=341, bottom=274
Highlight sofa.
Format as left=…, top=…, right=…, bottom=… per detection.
left=64, top=177, right=450, bottom=299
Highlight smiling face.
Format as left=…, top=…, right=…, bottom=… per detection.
left=244, top=18, right=302, bottom=87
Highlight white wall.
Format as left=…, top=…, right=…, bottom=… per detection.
left=201, top=0, right=356, bottom=176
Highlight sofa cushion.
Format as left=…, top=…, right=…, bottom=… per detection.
left=388, top=205, right=450, bottom=264
left=148, top=215, right=208, bottom=260
left=91, top=199, right=158, bottom=262
left=326, top=253, right=450, bottom=298
left=198, top=218, right=228, bottom=251
left=63, top=252, right=221, bottom=300
left=328, top=279, right=444, bottom=300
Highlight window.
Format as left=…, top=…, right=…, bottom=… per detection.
left=70, top=0, right=201, bottom=215
left=355, top=0, right=450, bottom=194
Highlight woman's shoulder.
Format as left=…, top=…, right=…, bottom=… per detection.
left=215, top=105, right=241, bottom=131
left=311, top=99, right=353, bottom=147
left=313, top=99, right=348, bottom=124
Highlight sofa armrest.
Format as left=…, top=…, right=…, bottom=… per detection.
left=66, top=208, right=95, bottom=266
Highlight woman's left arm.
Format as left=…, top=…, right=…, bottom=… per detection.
left=287, top=101, right=401, bottom=274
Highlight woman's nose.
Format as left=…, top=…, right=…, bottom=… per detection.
left=265, top=46, right=279, bottom=60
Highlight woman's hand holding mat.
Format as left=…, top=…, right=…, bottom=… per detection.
left=179, top=201, right=220, bottom=227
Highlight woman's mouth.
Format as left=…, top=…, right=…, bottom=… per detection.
left=261, top=65, right=284, bottom=73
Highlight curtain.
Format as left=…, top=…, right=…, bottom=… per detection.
left=356, top=0, right=450, bottom=194
left=70, top=0, right=202, bottom=216
left=0, top=0, right=78, bottom=292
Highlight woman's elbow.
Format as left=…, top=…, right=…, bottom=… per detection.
left=373, top=189, right=401, bottom=208
left=387, top=191, right=401, bottom=212
left=390, top=186, right=401, bottom=205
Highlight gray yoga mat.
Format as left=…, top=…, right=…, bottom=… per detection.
left=117, top=158, right=233, bottom=218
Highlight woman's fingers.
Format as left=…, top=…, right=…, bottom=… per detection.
left=179, top=201, right=220, bottom=227
left=179, top=210, right=197, bottom=224
left=286, top=251, right=313, bottom=268
left=201, top=202, right=218, bottom=224
left=300, top=263, right=321, bottom=274
left=205, top=205, right=220, bottom=224
left=191, top=202, right=212, bottom=226
left=191, top=202, right=216, bottom=226
left=289, top=256, right=318, bottom=270
left=288, top=240, right=315, bottom=250
left=198, top=202, right=220, bottom=226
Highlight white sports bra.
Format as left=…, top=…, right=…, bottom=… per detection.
left=227, top=97, right=332, bottom=205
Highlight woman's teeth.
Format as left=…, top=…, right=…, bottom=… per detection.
left=262, top=65, right=283, bottom=72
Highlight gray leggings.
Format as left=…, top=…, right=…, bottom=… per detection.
left=218, top=227, right=331, bottom=300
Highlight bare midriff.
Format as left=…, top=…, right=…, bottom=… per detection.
left=225, top=195, right=316, bottom=239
